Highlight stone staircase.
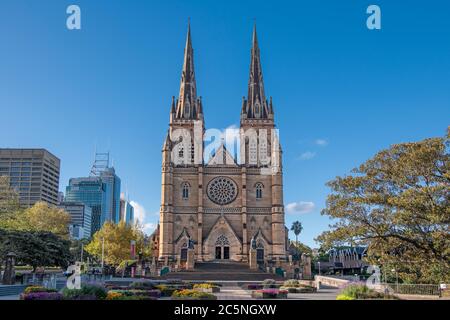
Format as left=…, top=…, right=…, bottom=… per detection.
left=159, top=261, right=284, bottom=281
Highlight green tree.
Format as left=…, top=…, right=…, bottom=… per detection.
left=85, top=221, right=149, bottom=267
left=0, top=229, right=71, bottom=272
left=21, top=202, right=71, bottom=239
left=291, top=221, right=303, bottom=246
left=0, top=176, right=21, bottom=226
left=316, top=129, right=450, bottom=284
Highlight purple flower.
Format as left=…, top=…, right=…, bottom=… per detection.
left=21, top=292, right=63, bottom=300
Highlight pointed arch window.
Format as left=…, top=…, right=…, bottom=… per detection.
left=255, top=183, right=263, bottom=200
left=182, top=182, right=190, bottom=200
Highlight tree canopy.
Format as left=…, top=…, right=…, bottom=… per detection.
left=0, top=229, right=71, bottom=271
left=85, top=221, right=150, bottom=267
left=317, top=129, right=450, bottom=283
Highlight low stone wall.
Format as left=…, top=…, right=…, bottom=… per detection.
left=0, top=285, right=28, bottom=296
left=314, top=275, right=350, bottom=288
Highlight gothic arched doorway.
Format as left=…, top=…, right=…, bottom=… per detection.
left=215, top=235, right=230, bottom=260
left=256, top=242, right=265, bottom=263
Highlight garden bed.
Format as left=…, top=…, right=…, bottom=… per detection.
left=251, top=289, right=288, bottom=299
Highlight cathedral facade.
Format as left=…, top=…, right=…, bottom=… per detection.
left=156, top=25, right=288, bottom=265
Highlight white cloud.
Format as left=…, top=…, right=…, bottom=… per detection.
left=298, top=151, right=316, bottom=160
left=315, top=139, right=328, bottom=146
left=286, top=201, right=316, bottom=214
left=130, top=201, right=146, bottom=225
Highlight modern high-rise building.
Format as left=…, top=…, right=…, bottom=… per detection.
left=65, top=177, right=106, bottom=234
left=119, top=193, right=134, bottom=225
left=99, top=167, right=121, bottom=225
left=59, top=202, right=92, bottom=239
left=0, top=149, right=60, bottom=206
left=89, top=152, right=121, bottom=225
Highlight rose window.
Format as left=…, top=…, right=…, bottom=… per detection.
left=207, top=177, right=238, bottom=205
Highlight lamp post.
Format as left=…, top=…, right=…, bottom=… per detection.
left=101, top=237, right=105, bottom=274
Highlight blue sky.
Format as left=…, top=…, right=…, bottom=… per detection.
left=1, top=1, right=449, bottom=247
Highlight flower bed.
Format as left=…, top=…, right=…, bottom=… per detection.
left=23, top=286, right=58, bottom=294
left=106, top=291, right=157, bottom=301
left=242, top=283, right=264, bottom=290
left=193, top=283, right=220, bottom=293
left=336, top=284, right=398, bottom=300
left=20, top=292, right=64, bottom=300
left=279, top=286, right=316, bottom=293
left=262, top=279, right=278, bottom=289
left=108, top=289, right=161, bottom=299
left=251, top=289, right=288, bottom=299
left=62, top=283, right=108, bottom=300
left=172, top=289, right=217, bottom=300
left=155, top=284, right=193, bottom=297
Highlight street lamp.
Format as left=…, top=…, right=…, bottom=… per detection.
left=101, top=237, right=105, bottom=274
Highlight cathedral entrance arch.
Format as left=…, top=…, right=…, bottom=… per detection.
left=215, top=235, right=230, bottom=260
left=203, top=216, right=242, bottom=261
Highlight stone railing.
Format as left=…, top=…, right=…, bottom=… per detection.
left=314, top=275, right=351, bottom=288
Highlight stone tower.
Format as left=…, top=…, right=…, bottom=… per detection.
left=158, top=24, right=286, bottom=265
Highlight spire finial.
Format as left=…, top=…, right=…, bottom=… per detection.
left=175, top=22, right=198, bottom=120
left=246, top=24, right=268, bottom=119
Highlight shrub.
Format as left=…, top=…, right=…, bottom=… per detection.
left=262, top=279, right=277, bottom=289
left=110, top=289, right=161, bottom=299
left=24, top=286, right=57, bottom=294
left=338, top=285, right=397, bottom=300
left=62, top=283, right=108, bottom=300
left=336, top=294, right=355, bottom=300
left=283, top=279, right=300, bottom=287
left=155, top=285, right=177, bottom=297
left=252, top=289, right=288, bottom=299
left=193, top=283, right=218, bottom=289
left=21, top=292, right=63, bottom=300
left=172, top=289, right=217, bottom=300
left=107, top=291, right=125, bottom=300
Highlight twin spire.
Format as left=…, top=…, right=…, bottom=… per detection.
left=172, top=23, right=272, bottom=121
left=174, top=23, right=202, bottom=120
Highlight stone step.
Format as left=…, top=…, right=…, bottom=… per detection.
left=160, top=262, right=284, bottom=281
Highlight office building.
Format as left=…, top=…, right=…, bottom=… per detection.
left=59, top=202, right=92, bottom=239
left=65, top=177, right=105, bottom=234
left=0, top=149, right=60, bottom=206
left=119, top=193, right=134, bottom=225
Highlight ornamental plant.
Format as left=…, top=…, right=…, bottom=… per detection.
left=24, top=286, right=57, bottom=294
left=21, top=292, right=63, bottom=300
left=62, top=283, right=108, bottom=300
left=193, top=283, right=218, bottom=289
left=172, top=289, right=217, bottom=300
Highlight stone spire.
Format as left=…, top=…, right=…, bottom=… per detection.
left=175, top=22, right=201, bottom=120
left=243, top=24, right=271, bottom=119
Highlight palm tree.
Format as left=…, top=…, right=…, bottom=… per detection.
left=291, top=221, right=303, bottom=246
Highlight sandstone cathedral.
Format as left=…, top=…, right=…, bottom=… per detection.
left=153, top=24, right=288, bottom=267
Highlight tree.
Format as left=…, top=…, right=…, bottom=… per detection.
left=85, top=221, right=149, bottom=267
left=291, top=221, right=303, bottom=246
left=0, top=229, right=71, bottom=272
left=0, top=176, right=21, bottom=224
left=316, top=129, right=450, bottom=284
left=22, top=202, right=71, bottom=239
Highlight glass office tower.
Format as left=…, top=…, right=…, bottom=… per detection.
left=65, top=177, right=106, bottom=234
left=99, top=167, right=121, bottom=225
